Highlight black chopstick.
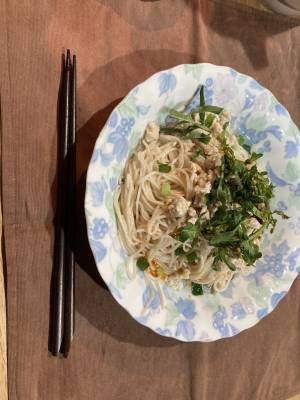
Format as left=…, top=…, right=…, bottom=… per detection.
left=62, top=54, right=76, bottom=356
left=50, top=50, right=76, bottom=357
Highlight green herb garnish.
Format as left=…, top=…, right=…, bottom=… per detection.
left=191, top=148, right=205, bottom=161
left=199, top=85, right=205, bottom=124
left=204, top=132, right=287, bottom=268
left=175, top=246, right=185, bottom=256
left=212, top=248, right=236, bottom=271
left=160, top=182, right=171, bottom=197
left=247, top=152, right=263, bottom=163
left=160, top=125, right=197, bottom=135
left=200, top=85, right=205, bottom=107
left=191, top=282, right=203, bottom=295
left=179, top=222, right=200, bottom=242
left=194, top=105, right=224, bottom=115
left=158, top=163, right=171, bottom=173
left=136, top=257, right=149, bottom=271
left=156, top=85, right=288, bottom=296
left=237, top=135, right=245, bottom=146
left=169, top=110, right=196, bottom=124
left=273, top=210, right=289, bottom=220
left=237, top=135, right=252, bottom=153
left=186, top=251, right=198, bottom=263
left=240, top=240, right=262, bottom=265
left=209, top=229, right=241, bottom=246
left=205, top=113, right=216, bottom=128
left=185, top=131, right=211, bottom=144
left=169, top=110, right=211, bottom=133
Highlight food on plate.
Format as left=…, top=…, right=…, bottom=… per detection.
left=114, top=86, right=287, bottom=295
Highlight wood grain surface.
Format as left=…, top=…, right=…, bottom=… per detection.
left=0, top=0, right=300, bottom=400
left=234, top=0, right=269, bottom=10
left=0, top=101, right=8, bottom=400
left=0, top=205, right=8, bottom=400
left=0, top=0, right=8, bottom=397
left=227, top=0, right=300, bottom=18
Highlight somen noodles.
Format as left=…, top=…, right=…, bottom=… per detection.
left=114, top=86, right=287, bottom=295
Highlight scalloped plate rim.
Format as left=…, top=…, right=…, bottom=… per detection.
left=85, top=62, right=300, bottom=342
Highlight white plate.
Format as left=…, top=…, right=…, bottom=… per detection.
left=85, top=63, right=300, bottom=341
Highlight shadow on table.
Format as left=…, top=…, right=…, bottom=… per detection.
left=196, top=0, right=300, bottom=69
left=97, top=0, right=189, bottom=31
left=75, top=100, right=121, bottom=291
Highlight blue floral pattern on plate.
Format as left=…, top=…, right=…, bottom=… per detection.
left=85, top=63, right=300, bottom=342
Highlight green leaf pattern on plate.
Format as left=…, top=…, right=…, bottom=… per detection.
left=282, top=161, right=300, bottom=182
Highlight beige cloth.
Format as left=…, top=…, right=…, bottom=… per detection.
left=1, top=1, right=300, bottom=399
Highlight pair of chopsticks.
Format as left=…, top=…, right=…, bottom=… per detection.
left=50, top=50, right=76, bottom=357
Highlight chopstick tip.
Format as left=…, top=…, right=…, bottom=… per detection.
left=66, top=49, right=71, bottom=68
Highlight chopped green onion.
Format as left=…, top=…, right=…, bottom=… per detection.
left=192, top=282, right=203, bottom=296
left=160, top=182, right=171, bottom=197
left=158, top=163, right=171, bottom=173
left=136, top=257, right=149, bottom=271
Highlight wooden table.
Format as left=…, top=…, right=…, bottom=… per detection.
left=0, top=105, right=8, bottom=400
left=0, top=1, right=299, bottom=399
left=233, top=0, right=268, bottom=10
